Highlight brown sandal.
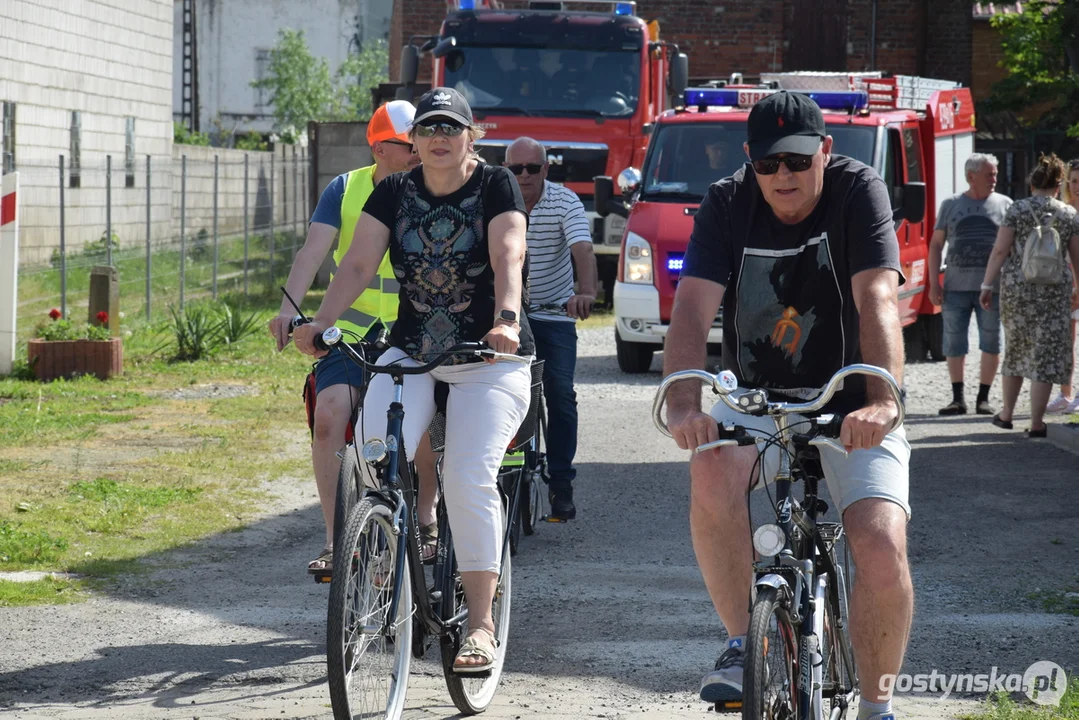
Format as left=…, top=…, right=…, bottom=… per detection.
left=420, top=523, right=438, bottom=564
left=307, top=546, right=333, bottom=575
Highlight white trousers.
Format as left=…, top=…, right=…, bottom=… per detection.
left=358, top=347, right=532, bottom=573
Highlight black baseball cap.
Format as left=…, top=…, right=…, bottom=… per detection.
left=747, top=91, right=826, bottom=161
left=413, top=87, right=474, bottom=127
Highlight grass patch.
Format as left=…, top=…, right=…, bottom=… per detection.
left=0, top=292, right=321, bottom=604
left=1029, top=585, right=1079, bottom=617
left=0, top=577, right=86, bottom=607
left=961, top=677, right=1079, bottom=720
left=577, top=306, right=615, bottom=330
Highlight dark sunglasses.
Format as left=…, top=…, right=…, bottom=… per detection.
left=752, top=154, right=816, bottom=175
left=414, top=122, right=466, bottom=138
left=382, top=140, right=414, bottom=151
left=507, top=163, right=545, bottom=176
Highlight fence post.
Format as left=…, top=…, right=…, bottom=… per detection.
left=269, top=153, right=275, bottom=289
left=59, top=154, right=67, bottom=318
left=180, top=154, right=187, bottom=310
left=106, top=154, right=112, bottom=265
left=293, top=147, right=299, bottom=260
left=212, top=153, right=219, bottom=300
left=243, top=153, right=250, bottom=295
left=145, top=155, right=151, bottom=321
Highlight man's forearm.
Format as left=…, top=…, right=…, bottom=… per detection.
left=927, top=241, right=943, bottom=288
left=859, top=293, right=904, bottom=403
left=279, top=243, right=327, bottom=315
left=662, top=313, right=710, bottom=413
left=571, top=245, right=598, bottom=296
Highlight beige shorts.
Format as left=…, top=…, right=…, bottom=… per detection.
left=708, top=400, right=912, bottom=519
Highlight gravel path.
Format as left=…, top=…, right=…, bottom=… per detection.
left=1, top=324, right=1076, bottom=719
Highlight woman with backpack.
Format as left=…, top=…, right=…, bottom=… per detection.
left=979, top=153, right=1079, bottom=437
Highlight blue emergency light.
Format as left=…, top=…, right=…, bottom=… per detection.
left=614, top=2, right=634, bottom=14
left=459, top=0, right=476, bottom=8
left=667, top=256, right=684, bottom=272
left=683, top=87, right=869, bottom=112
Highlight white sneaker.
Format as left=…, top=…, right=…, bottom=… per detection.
left=1046, top=394, right=1073, bottom=414
left=1066, top=395, right=1079, bottom=414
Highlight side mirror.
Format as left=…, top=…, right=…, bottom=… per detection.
left=594, top=176, right=629, bottom=219
left=433, top=36, right=457, bottom=58
left=400, top=45, right=420, bottom=85
left=669, top=52, right=689, bottom=99
left=897, top=181, right=926, bottom=224
left=617, top=167, right=642, bottom=197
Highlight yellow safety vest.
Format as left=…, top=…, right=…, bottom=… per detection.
left=332, top=165, right=400, bottom=338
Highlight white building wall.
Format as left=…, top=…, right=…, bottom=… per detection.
left=173, top=0, right=392, bottom=136
left=0, top=0, right=175, bottom=266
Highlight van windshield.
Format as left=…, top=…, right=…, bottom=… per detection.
left=639, top=122, right=877, bottom=202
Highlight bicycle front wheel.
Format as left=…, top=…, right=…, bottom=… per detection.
left=332, top=443, right=363, bottom=551
left=743, top=586, right=798, bottom=720
left=438, top=518, right=512, bottom=714
left=327, top=498, right=412, bottom=720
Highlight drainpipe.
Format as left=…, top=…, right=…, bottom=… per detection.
left=870, top=0, right=878, bottom=70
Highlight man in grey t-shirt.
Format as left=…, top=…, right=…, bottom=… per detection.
left=928, top=153, right=1012, bottom=415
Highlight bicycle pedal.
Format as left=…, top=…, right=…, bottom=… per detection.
left=542, top=515, right=569, bottom=523
left=713, top=700, right=743, bottom=713
left=311, top=571, right=332, bottom=584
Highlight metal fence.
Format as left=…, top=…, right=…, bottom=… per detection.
left=13, top=149, right=310, bottom=340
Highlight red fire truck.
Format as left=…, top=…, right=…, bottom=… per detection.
left=396, top=0, right=688, bottom=304
left=595, top=72, right=976, bottom=372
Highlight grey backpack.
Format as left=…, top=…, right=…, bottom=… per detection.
left=1021, top=202, right=1065, bottom=285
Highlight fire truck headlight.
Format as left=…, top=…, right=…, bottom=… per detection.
left=624, top=231, right=653, bottom=285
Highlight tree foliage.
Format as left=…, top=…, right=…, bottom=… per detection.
left=250, top=29, right=390, bottom=140
left=987, top=0, right=1079, bottom=136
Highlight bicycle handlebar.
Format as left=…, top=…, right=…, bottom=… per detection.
left=315, top=326, right=528, bottom=373
left=652, top=364, right=905, bottom=448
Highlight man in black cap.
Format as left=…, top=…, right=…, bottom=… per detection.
left=662, top=91, right=911, bottom=720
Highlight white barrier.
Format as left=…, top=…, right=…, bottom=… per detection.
left=1, top=172, right=19, bottom=375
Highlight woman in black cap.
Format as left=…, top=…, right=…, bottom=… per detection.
left=295, top=87, right=533, bottom=673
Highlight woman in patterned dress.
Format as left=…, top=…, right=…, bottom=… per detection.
left=980, top=153, right=1079, bottom=436
left=296, top=87, right=533, bottom=672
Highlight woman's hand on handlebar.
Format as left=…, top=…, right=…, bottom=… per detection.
left=293, top=321, right=328, bottom=358
left=840, top=399, right=899, bottom=452
left=667, top=406, right=719, bottom=453
left=268, top=312, right=295, bottom=352
left=483, top=323, right=519, bottom=363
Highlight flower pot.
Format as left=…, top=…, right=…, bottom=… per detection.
left=27, top=338, right=123, bottom=381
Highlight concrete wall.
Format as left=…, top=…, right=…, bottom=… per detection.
left=173, top=0, right=393, bottom=136
left=0, top=0, right=175, bottom=266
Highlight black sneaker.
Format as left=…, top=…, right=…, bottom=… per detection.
left=938, top=400, right=967, bottom=416
left=700, top=644, right=745, bottom=703
left=548, top=486, right=576, bottom=521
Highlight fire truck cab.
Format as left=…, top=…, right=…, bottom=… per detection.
left=596, top=72, right=976, bottom=373
left=397, top=0, right=689, bottom=305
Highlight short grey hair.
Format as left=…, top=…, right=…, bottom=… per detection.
left=505, top=137, right=547, bottom=164
left=965, top=153, right=999, bottom=175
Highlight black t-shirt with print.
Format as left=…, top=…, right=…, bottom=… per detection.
left=363, top=163, right=534, bottom=362
left=681, top=155, right=903, bottom=413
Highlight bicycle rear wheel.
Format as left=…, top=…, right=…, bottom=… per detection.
left=521, top=395, right=545, bottom=535
left=743, top=586, right=798, bottom=720
left=437, top=509, right=512, bottom=714
left=822, top=535, right=858, bottom=720
left=327, top=498, right=412, bottom=720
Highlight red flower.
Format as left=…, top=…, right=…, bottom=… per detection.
left=96, top=311, right=109, bottom=324
left=48, top=308, right=62, bottom=320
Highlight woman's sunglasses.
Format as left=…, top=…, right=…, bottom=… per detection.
left=508, top=163, right=545, bottom=176
left=414, top=122, right=466, bottom=138
left=752, top=154, right=815, bottom=176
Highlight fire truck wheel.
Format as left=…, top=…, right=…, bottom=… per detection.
left=615, top=329, right=655, bottom=373
left=925, top=313, right=945, bottom=362
left=903, top=322, right=928, bottom=364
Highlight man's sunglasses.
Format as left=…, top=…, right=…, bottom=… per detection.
left=508, top=163, right=545, bottom=176
left=414, top=122, right=466, bottom=138
left=752, top=154, right=815, bottom=175
left=383, top=140, right=414, bottom=151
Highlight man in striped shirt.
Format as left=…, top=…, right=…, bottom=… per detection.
left=505, top=137, right=598, bottom=520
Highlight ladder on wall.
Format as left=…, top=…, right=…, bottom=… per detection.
left=181, top=0, right=200, bottom=131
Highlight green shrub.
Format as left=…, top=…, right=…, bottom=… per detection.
left=174, top=121, right=211, bottom=147
left=235, top=131, right=268, bottom=152
left=162, top=301, right=262, bottom=361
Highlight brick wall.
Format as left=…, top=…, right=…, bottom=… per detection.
left=390, top=0, right=972, bottom=88
left=971, top=20, right=1006, bottom=103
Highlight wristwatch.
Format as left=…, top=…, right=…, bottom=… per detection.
left=496, top=309, right=518, bottom=326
